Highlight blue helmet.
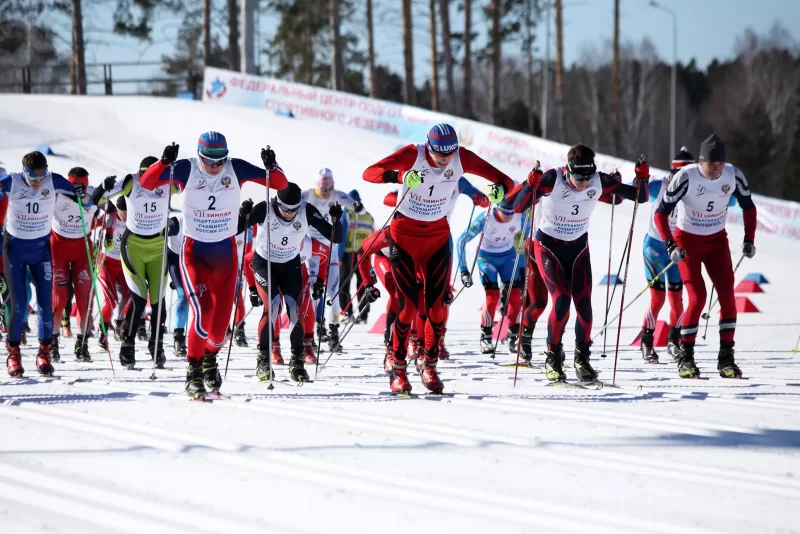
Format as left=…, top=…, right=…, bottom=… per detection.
left=198, top=131, right=229, bottom=159
left=426, top=123, right=459, bottom=154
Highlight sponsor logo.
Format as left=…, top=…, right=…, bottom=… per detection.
left=721, top=184, right=730, bottom=194
left=696, top=184, right=706, bottom=197
left=559, top=188, right=571, bottom=200
left=77, top=269, right=90, bottom=283
left=197, top=284, right=207, bottom=298
left=206, top=77, right=227, bottom=99
left=221, top=176, right=232, bottom=188
left=43, top=263, right=52, bottom=281
left=444, top=169, right=454, bottom=179
left=195, top=179, right=206, bottom=190
left=586, top=188, right=597, bottom=199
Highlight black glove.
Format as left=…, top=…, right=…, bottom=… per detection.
left=460, top=270, right=473, bottom=288
left=353, top=201, right=364, bottom=214
left=161, top=143, right=179, bottom=165
left=249, top=286, right=262, bottom=307
left=169, top=280, right=176, bottom=290
left=312, top=277, right=325, bottom=300
left=261, top=146, right=277, bottom=169
left=742, top=240, right=756, bottom=259
left=443, top=289, right=455, bottom=305
left=240, top=199, right=254, bottom=217
left=72, top=182, right=86, bottom=198
left=665, top=239, right=686, bottom=264
left=329, top=203, right=343, bottom=221
left=103, top=175, right=117, bottom=191
left=365, top=285, right=381, bottom=303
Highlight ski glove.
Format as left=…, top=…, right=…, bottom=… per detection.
left=249, top=286, right=262, bottom=307
left=665, top=240, right=686, bottom=264
left=443, top=289, right=455, bottom=305
left=72, top=182, right=86, bottom=198
left=460, top=270, right=473, bottom=288
left=742, top=240, right=756, bottom=259
left=103, top=175, right=117, bottom=191
left=312, top=278, right=326, bottom=300
left=329, top=203, right=343, bottom=221
left=527, top=161, right=543, bottom=188
left=403, top=170, right=423, bottom=189
left=104, top=232, right=115, bottom=252
left=353, top=201, right=364, bottom=213
left=487, top=184, right=505, bottom=204
left=161, top=143, right=179, bottom=165
left=365, top=285, right=381, bottom=303
left=240, top=198, right=254, bottom=217
left=261, top=146, right=277, bottom=169
left=473, top=194, right=490, bottom=208
left=634, top=160, right=650, bottom=181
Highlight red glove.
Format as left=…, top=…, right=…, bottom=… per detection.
left=527, top=167, right=543, bottom=188
left=473, top=194, right=490, bottom=208
left=634, top=160, right=650, bottom=181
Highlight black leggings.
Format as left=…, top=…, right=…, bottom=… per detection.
left=252, top=253, right=304, bottom=354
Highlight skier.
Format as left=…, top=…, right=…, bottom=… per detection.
left=166, top=209, right=188, bottom=357
left=96, top=196, right=130, bottom=351
left=1, top=151, right=92, bottom=377
left=302, top=168, right=361, bottom=352
left=240, top=182, right=343, bottom=382
left=654, top=133, right=757, bottom=379
left=141, top=133, right=288, bottom=399
left=92, top=157, right=177, bottom=369
left=502, top=144, right=649, bottom=383
left=356, top=227, right=397, bottom=347
left=639, top=147, right=695, bottom=363
left=363, top=123, right=514, bottom=393
left=339, top=190, right=374, bottom=324
left=456, top=203, right=528, bottom=354
left=50, top=167, right=99, bottom=362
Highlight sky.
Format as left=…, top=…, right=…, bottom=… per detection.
left=43, top=0, right=800, bottom=94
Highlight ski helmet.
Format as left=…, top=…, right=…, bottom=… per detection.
left=671, top=146, right=694, bottom=172
left=68, top=167, right=89, bottom=187
left=197, top=131, right=229, bottom=160
left=316, top=168, right=334, bottom=190
left=426, top=123, right=459, bottom=154
left=139, top=156, right=158, bottom=173
left=277, top=182, right=302, bottom=210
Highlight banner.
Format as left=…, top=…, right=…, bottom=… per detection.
left=728, top=193, right=800, bottom=240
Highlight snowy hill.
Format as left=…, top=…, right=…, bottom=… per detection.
left=1, top=95, right=799, bottom=534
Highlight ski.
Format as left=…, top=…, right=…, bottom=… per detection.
left=577, top=380, right=619, bottom=389
left=545, top=381, right=589, bottom=390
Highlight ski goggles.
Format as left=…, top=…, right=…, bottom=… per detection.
left=277, top=200, right=301, bottom=214
left=23, top=167, right=48, bottom=181
left=317, top=185, right=333, bottom=194
left=566, top=160, right=596, bottom=181
left=198, top=153, right=228, bottom=168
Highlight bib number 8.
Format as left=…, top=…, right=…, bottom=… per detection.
left=281, top=236, right=288, bottom=246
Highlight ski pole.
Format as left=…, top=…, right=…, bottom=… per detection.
left=223, top=213, right=251, bottom=380
left=601, top=198, right=616, bottom=357
left=701, top=254, right=746, bottom=339
left=340, top=279, right=370, bottom=318
left=490, top=209, right=531, bottom=359
left=77, top=197, right=116, bottom=378
left=314, top=221, right=338, bottom=381
left=236, top=305, right=256, bottom=331
left=452, top=203, right=477, bottom=286
left=327, top=187, right=411, bottom=305
left=793, top=330, right=800, bottom=355
left=80, top=209, right=112, bottom=355
left=514, top=176, right=539, bottom=387
left=149, top=164, right=175, bottom=381
left=451, top=204, right=494, bottom=306
left=612, top=156, right=647, bottom=384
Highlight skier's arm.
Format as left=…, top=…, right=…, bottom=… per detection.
left=363, top=145, right=419, bottom=184
left=0, top=175, right=13, bottom=197
left=456, top=213, right=486, bottom=273
left=457, top=177, right=490, bottom=206
left=0, top=196, right=8, bottom=226
left=52, top=173, right=93, bottom=207
left=231, top=158, right=288, bottom=190
left=600, top=172, right=648, bottom=202
left=647, top=179, right=662, bottom=202
left=654, top=168, right=690, bottom=242
left=237, top=201, right=267, bottom=234
left=733, top=167, right=757, bottom=242
left=459, top=148, right=515, bottom=193
left=357, top=229, right=389, bottom=283
left=333, top=190, right=357, bottom=211
left=306, top=204, right=343, bottom=243
left=500, top=169, right=555, bottom=213
left=383, top=190, right=399, bottom=207
left=140, top=160, right=190, bottom=191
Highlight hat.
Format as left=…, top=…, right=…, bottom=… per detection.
left=197, top=131, right=229, bottom=159
left=699, top=133, right=726, bottom=163
left=349, top=189, right=361, bottom=202
left=278, top=182, right=302, bottom=209
left=671, top=146, right=695, bottom=170
left=317, top=168, right=334, bottom=189
left=139, top=156, right=158, bottom=171
left=427, top=123, right=459, bottom=154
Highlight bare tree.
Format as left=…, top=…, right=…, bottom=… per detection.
left=554, top=0, right=564, bottom=138
left=523, top=0, right=536, bottom=134
left=203, top=0, right=212, bottom=66
left=438, top=0, right=455, bottom=111
left=612, top=0, right=620, bottom=153
left=402, top=0, right=414, bottom=104
left=330, top=0, right=344, bottom=90
left=227, top=0, right=239, bottom=70
left=429, top=0, right=439, bottom=110
left=366, top=0, right=376, bottom=97
left=71, top=0, right=86, bottom=94
left=489, top=0, right=500, bottom=124
left=463, top=0, right=474, bottom=117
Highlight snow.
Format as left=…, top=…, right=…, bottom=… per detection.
left=1, top=95, right=800, bottom=534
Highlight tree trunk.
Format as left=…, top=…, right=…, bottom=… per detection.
left=330, top=0, right=345, bottom=90
left=241, top=0, right=255, bottom=73
left=524, top=0, right=535, bottom=134
left=71, top=0, right=86, bottom=95
left=438, top=0, right=455, bottom=111
left=366, top=0, right=376, bottom=97
left=463, top=0, right=473, bottom=117
left=429, top=0, right=439, bottom=110
left=612, top=0, right=620, bottom=154
left=227, top=0, right=239, bottom=70
left=554, top=0, right=564, bottom=139
left=402, top=0, right=415, bottom=104
left=489, top=0, right=500, bottom=125
left=203, top=0, right=211, bottom=67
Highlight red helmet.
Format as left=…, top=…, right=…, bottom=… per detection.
left=68, top=167, right=89, bottom=188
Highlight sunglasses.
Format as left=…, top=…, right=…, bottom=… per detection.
left=199, top=154, right=228, bottom=168
left=317, top=186, right=333, bottom=193
left=23, top=167, right=47, bottom=181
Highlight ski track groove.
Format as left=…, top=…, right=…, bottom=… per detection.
left=0, top=399, right=727, bottom=534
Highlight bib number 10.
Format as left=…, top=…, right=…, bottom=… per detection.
left=25, top=202, right=40, bottom=214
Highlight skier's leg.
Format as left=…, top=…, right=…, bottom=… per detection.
left=388, top=237, right=419, bottom=358
left=478, top=256, right=500, bottom=328
left=569, top=241, right=593, bottom=346
left=642, top=235, right=669, bottom=330
left=338, top=252, right=353, bottom=316
left=533, top=239, right=571, bottom=347
left=50, top=233, right=70, bottom=339
left=675, top=231, right=707, bottom=347
left=703, top=236, right=736, bottom=343
left=71, top=239, right=93, bottom=336
left=120, top=231, right=150, bottom=340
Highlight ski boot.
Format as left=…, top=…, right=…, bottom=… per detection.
left=717, top=341, right=742, bottom=378
left=136, top=324, right=148, bottom=342
left=173, top=328, right=187, bottom=357
left=480, top=326, right=494, bottom=354
left=51, top=334, right=61, bottom=363
left=520, top=327, right=534, bottom=363
left=438, top=328, right=450, bottom=360
left=574, top=342, right=598, bottom=382
left=677, top=343, right=700, bottom=378
left=666, top=327, right=681, bottom=362
left=202, top=351, right=222, bottom=392
left=75, top=334, right=92, bottom=362
left=384, top=348, right=411, bottom=393
left=507, top=324, right=520, bottom=354
left=639, top=327, right=659, bottom=364
left=544, top=344, right=567, bottom=382
left=256, top=349, right=274, bottom=382
left=148, top=333, right=166, bottom=369
left=416, top=348, right=444, bottom=394
left=316, top=323, right=329, bottom=344
left=36, top=342, right=54, bottom=376
left=288, top=352, right=310, bottom=383
left=61, top=317, right=72, bottom=338
left=119, top=340, right=136, bottom=370
left=303, top=336, right=317, bottom=365
left=327, top=323, right=343, bottom=353
left=98, top=322, right=110, bottom=351
left=185, top=358, right=206, bottom=400
left=271, top=341, right=285, bottom=365
left=6, top=341, right=23, bottom=377
left=233, top=326, right=248, bottom=348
